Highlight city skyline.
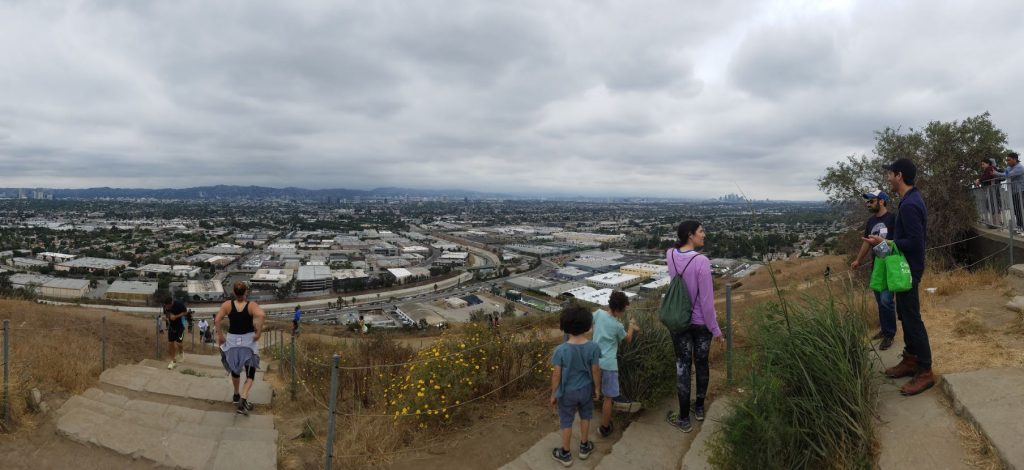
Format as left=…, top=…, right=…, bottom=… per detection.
left=2, top=1, right=1023, bottom=200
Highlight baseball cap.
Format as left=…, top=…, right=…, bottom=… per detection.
left=862, top=190, right=889, bottom=202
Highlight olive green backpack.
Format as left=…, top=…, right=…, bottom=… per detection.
left=659, top=253, right=698, bottom=333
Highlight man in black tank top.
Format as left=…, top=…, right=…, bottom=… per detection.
left=214, top=282, right=266, bottom=414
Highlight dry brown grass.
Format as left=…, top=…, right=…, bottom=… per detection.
left=0, top=300, right=153, bottom=433
left=923, top=268, right=1008, bottom=297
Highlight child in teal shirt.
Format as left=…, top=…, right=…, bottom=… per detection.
left=591, top=291, right=639, bottom=437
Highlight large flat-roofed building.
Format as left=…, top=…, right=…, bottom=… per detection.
left=539, top=282, right=587, bottom=298
left=434, top=251, right=469, bottom=267
left=577, top=288, right=638, bottom=307
left=105, top=280, right=159, bottom=303
left=40, top=278, right=91, bottom=299
left=640, top=277, right=671, bottom=292
left=552, top=232, right=626, bottom=245
left=10, top=257, right=49, bottom=269
left=186, top=280, right=225, bottom=301
left=9, top=274, right=53, bottom=290
left=585, top=272, right=641, bottom=290
left=619, top=263, right=668, bottom=279
left=554, top=267, right=591, bottom=281
left=36, top=252, right=77, bottom=263
left=505, top=276, right=552, bottom=291
left=137, top=264, right=173, bottom=277
left=387, top=268, right=413, bottom=284
left=204, top=243, right=247, bottom=255
left=56, top=257, right=130, bottom=273
left=566, top=258, right=623, bottom=273
left=250, top=269, right=294, bottom=288
left=333, top=269, right=369, bottom=291
left=296, top=265, right=332, bottom=292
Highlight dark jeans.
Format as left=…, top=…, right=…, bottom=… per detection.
left=875, top=290, right=896, bottom=338
left=895, top=280, right=932, bottom=369
left=670, top=325, right=713, bottom=415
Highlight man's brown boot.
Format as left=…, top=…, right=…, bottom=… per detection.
left=900, top=368, right=935, bottom=396
left=884, top=352, right=917, bottom=378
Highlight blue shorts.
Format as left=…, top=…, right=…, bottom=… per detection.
left=557, top=386, right=594, bottom=429
left=601, top=369, right=620, bottom=398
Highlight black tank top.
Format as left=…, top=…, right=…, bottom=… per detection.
left=228, top=301, right=255, bottom=334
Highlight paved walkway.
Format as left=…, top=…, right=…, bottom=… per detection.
left=874, top=342, right=970, bottom=470
left=55, top=353, right=277, bottom=469
left=943, top=367, right=1024, bottom=469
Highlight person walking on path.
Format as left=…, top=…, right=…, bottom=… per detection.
left=665, top=220, right=724, bottom=433
left=850, top=190, right=898, bottom=350
left=292, top=305, right=302, bottom=337
left=592, top=291, right=639, bottom=438
left=214, top=282, right=266, bottom=414
left=866, top=158, right=934, bottom=396
left=198, top=318, right=209, bottom=343
left=549, top=304, right=601, bottom=467
left=163, top=297, right=188, bottom=369
left=999, top=152, right=1024, bottom=233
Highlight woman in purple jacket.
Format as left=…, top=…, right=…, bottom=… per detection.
left=665, top=220, right=723, bottom=433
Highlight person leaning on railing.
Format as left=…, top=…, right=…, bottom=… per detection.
left=975, top=158, right=1003, bottom=226
left=997, top=152, right=1024, bottom=232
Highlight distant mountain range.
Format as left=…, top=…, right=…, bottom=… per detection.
left=0, top=185, right=508, bottom=201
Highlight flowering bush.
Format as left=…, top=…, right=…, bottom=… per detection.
left=383, top=324, right=550, bottom=426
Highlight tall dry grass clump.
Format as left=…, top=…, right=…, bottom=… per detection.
left=617, top=295, right=677, bottom=407
left=708, top=286, right=879, bottom=470
left=0, top=300, right=152, bottom=432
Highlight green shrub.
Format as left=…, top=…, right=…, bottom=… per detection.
left=617, top=295, right=677, bottom=407
left=708, top=289, right=878, bottom=470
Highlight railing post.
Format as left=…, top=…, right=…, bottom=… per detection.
left=1009, top=181, right=1016, bottom=268
left=3, top=320, right=9, bottom=429
left=101, top=316, right=107, bottom=371
left=726, top=284, right=733, bottom=385
left=325, top=354, right=340, bottom=470
left=155, top=315, right=161, bottom=360
left=290, top=334, right=297, bottom=401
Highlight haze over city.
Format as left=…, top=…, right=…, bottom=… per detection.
left=2, top=0, right=1023, bottom=199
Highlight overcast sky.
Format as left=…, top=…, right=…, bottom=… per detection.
left=2, top=0, right=1022, bottom=200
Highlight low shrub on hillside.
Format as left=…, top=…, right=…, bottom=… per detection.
left=708, top=289, right=878, bottom=470
left=617, top=297, right=677, bottom=407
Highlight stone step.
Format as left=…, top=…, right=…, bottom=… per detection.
left=596, top=397, right=693, bottom=470
left=57, top=394, right=277, bottom=469
left=140, top=359, right=232, bottom=378
left=181, top=353, right=268, bottom=372
left=100, top=364, right=272, bottom=405
left=942, top=367, right=1024, bottom=469
left=679, top=400, right=731, bottom=470
left=499, top=421, right=613, bottom=469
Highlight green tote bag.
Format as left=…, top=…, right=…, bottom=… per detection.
left=869, top=257, right=888, bottom=292
left=885, top=242, right=913, bottom=293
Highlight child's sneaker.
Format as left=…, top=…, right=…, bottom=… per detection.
left=579, top=440, right=594, bottom=460
left=236, top=398, right=250, bottom=416
left=599, top=422, right=613, bottom=438
left=695, top=405, right=706, bottom=422
left=551, top=447, right=573, bottom=467
left=167, top=361, right=176, bottom=370
left=232, top=393, right=241, bottom=405
left=666, top=410, right=692, bottom=433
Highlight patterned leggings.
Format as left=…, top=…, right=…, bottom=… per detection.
left=671, top=326, right=713, bottom=415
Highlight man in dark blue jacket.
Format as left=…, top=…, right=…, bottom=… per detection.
left=865, top=158, right=934, bottom=396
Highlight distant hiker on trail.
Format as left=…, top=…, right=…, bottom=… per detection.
left=549, top=304, right=601, bottom=467
left=198, top=318, right=209, bottom=343
left=292, top=305, right=302, bottom=336
left=850, top=190, right=897, bottom=351
left=214, top=281, right=265, bottom=415
left=358, top=315, right=367, bottom=335
left=163, top=297, right=188, bottom=369
left=664, top=220, right=723, bottom=433
left=592, top=290, right=639, bottom=438
left=999, top=152, right=1024, bottom=233
left=865, top=158, right=934, bottom=396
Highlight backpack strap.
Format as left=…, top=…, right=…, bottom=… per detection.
left=671, top=251, right=701, bottom=308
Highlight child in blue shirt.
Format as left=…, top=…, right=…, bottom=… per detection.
left=591, top=291, right=640, bottom=438
left=549, top=304, right=601, bottom=467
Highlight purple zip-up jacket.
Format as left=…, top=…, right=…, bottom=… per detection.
left=665, top=248, right=722, bottom=337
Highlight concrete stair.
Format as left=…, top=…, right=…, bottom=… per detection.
left=56, top=387, right=277, bottom=469
left=943, top=367, right=1024, bottom=469
left=100, top=362, right=272, bottom=405
left=678, top=400, right=730, bottom=470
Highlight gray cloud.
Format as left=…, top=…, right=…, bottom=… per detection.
left=1, top=0, right=1024, bottom=199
